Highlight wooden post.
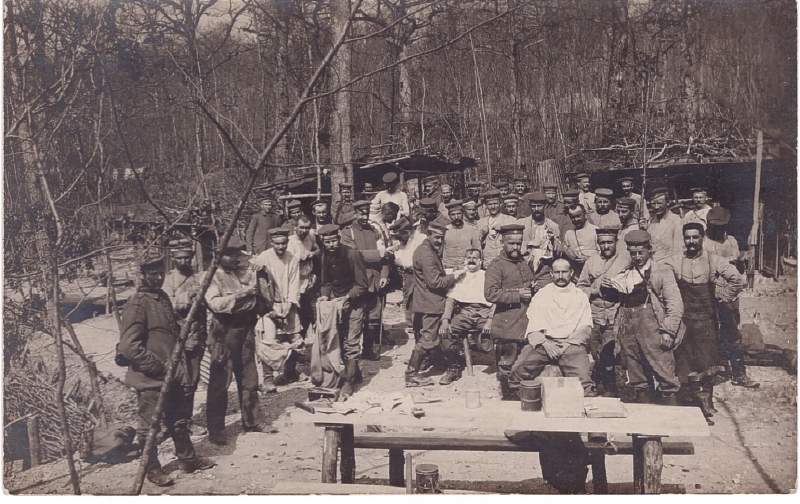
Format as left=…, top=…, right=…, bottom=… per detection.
left=27, top=415, right=40, bottom=468
left=589, top=451, right=608, bottom=494
left=463, top=337, right=474, bottom=377
left=405, top=452, right=413, bottom=494
left=322, top=426, right=341, bottom=483
left=748, top=130, right=763, bottom=288
left=340, top=424, right=355, bottom=484
left=632, top=435, right=663, bottom=494
left=389, top=448, right=405, bottom=486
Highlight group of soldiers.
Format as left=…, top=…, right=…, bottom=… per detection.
left=116, top=168, right=759, bottom=487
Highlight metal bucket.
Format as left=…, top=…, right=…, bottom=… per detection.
left=415, top=464, right=440, bottom=494
left=520, top=380, right=542, bottom=412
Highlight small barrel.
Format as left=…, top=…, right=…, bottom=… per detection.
left=415, top=464, right=440, bottom=494
left=520, top=380, right=542, bottom=412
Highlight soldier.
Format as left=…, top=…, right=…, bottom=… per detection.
left=514, top=177, right=533, bottom=218
left=682, top=187, right=713, bottom=229
left=281, top=200, right=305, bottom=235
left=462, top=199, right=480, bottom=228
left=576, top=229, right=628, bottom=397
left=588, top=188, right=621, bottom=229
left=422, top=174, right=443, bottom=207
left=442, top=200, right=481, bottom=270
left=604, top=230, right=683, bottom=404
left=369, top=171, right=410, bottom=221
left=575, top=172, right=596, bottom=215
left=333, top=183, right=355, bottom=225
left=646, top=185, right=684, bottom=262
left=562, top=203, right=599, bottom=278
left=118, top=252, right=214, bottom=486
left=704, top=207, right=759, bottom=388
left=341, top=201, right=389, bottom=363
left=252, top=228, right=303, bottom=391
left=389, top=216, right=426, bottom=334
left=440, top=183, right=455, bottom=205
left=484, top=223, right=535, bottom=398
left=495, top=180, right=510, bottom=198
left=310, top=199, right=331, bottom=233
left=317, top=223, right=370, bottom=398
left=465, top=181, right=483, bottom=204
left=477, top=189, right=517, bottom=266
left=417, top=197, right=450, bottom=233
left=287, top=215, right=320, bottom=335
left=619, top=176, right=648, bottom=220
left=371, top=202, right=400, bottom=248
left=616, top=197, right=641, bottom=244
left=666, top=223, right=745, bottom=419
left=205, top=236, right=276, bottom=445
left=247, top=197, right=282, bottom=255
left=502, top=194, right=519, bottom=218
left=543, top=182, right=564, bottom=222
left=407, top=221, right=466, bottom=387
left=162, top=239, right=207, bottom=421
left=518, top=192, right=559, bottom=289
left=553, top=189, right=579, bottom=241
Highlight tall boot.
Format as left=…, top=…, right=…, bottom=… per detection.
left=405, top=350, right=434, bottom=387
left=174, top=430, right=215, bottom=473
left=339, top=358, right=357, bottom=399
left=695, top=389, right=715, bottom=425
left=361, top=328, right=380, bottom=361
left=138, top=431, right=173, bottom=487
left=660, top=393, right=680, bottom=407
left=438, top=352, right=462, bottom=386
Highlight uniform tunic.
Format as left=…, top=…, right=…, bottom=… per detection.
left=544, top=201, right=564, bottom=222
left=647, top=211, right=684, bottom=262
left=588, top=210, right=622, bottom=229
left=247, top=211, right=282, bottom=255
left=442, top=224, right=480, bottom=270
left=320, top=244, right=369, bottom=359
left=478, top=213, right=517, bottom=265
left=162, top=269, right=207, bottom=392
left=411, top=239, right=457, bottom=352
left=516, top=193, right=533, bottom=218
left=579, top=190, right=596, bottom=214
left=627, top=192, right=649, bottom=221
left=341, top=221, right=389, bottom=325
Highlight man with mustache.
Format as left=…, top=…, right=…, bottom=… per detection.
left=333, top=183, right=355, bottom=226
left=682, top=187, right=713, bottom=230
left=518, top=192, right=559, bottom=289
left=588, top=188, right=621, bottom=229
left=616, top=197, right=641, bottom=245
left=442, top=200, right=480, bottom=270
left=462, top=199, right=480, bottom=228
left=484, top=223, right=535, bottom=399
left=478, top=189, right=517, bottom=266
left=604, top=230, right=683, bottom=405
left=562, top=203, right=599, bottom=278
left=466, top=181, right=483, bottom=204
left=502, top=194, right=519, bottom=218
left=575, top=172, right=596, bottom=215
left=646, top=185, right=684, bottom=262
left=369, top=171, right=410, bottom=222
left=514, top=176, right=533, bottom=218
left=665, top=223, right=745, bottom=420
left=576, top=229, right=628, bottom=397
left=553, top=189, right=579, bottom=241
left=281, top=199, right=305, bottom=235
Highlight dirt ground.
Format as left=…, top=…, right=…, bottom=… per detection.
left=4, top=272, right=797, bottom=495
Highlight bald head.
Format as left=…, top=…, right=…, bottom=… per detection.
left=551, top=258, right=573, bottom=287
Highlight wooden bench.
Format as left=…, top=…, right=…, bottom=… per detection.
left=353, top=432, right=694, bottom=494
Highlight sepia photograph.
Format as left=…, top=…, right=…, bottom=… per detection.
left=3, top=0, right=797, bottom=496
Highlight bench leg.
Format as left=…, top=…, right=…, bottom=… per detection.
left=322, top=426, right=341, bottom=483
left=341, top=424, right=356, bottom=484
left=389, top=449, right=404, bottom=487
left=590, top=451, right=608, bottom=494
left=463, top=337, right=474, bottom=377
left=632, top=435, right=663, bottom=494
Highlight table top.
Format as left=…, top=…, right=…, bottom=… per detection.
left=291, top=397, right=710, bottom=438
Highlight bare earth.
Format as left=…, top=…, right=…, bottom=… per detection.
left=5, top=274, right=797, bottom=495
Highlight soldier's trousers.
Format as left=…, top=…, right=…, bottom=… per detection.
left=674, top=317, right=719, bottom=385
left=136, top=386, right=195, bottom=469
left=618, top=305, right=680, bottom=393
left=588, top=323, right=616, bottom=386
left=509, top=343, right=595, bottom=397
left=718, top=299, right=746, bottom=376
left=494, top=339, right=526, bottom=382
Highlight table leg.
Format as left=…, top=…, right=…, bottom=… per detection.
left=632, top=435, right=663, bottom=494
left=589, top=451, right=608, bottom=494
left=389, top=448, right=405, bottom=486
left=463, top=336, right=474, bottom=376
left=340, top=424, right=355, bottom=483
left=322, top=426, right=341, bottom=483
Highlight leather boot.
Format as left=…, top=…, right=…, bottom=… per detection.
left=695, top=390, right=715, bottom=425
left=405, top=350, right=434, bottom=387
left=439, top=366, right=461, bottom=385
left=499, top=375, right=519, bottom=401
left=660, top=393, right=680, bottom=406
left=361, top=329, right=380, bottom=361
left=634, top=388, right=655, bottom=404
left=340, top=359, right=357, bottom=399
left=274, top=353, right=299, bottom=386
left=174, top=431, right=215, bottom=473
left=706, top=384, right=718, bottom=414
left=146, top=467, right=174, bottom=487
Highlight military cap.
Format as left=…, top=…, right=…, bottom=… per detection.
left=483, top=189, right=501, bottom=200
left=441, top=183, right=453, bottom=191
left=502, top=194, right=519, bottom=202
left=616, top=197, right=636, bottom=209
left=707, top=206, right=730, bottom=226
left=339, top=183, right=353, bottom=189
left=466, top=181, right=482, bottom=189
left=595, top=188, right=614, bottom=198
left=445, top=199, right=464, bottom=210
left=423, top=174, right=439, bottom=182
left=543, top=182, right=559, bottom=190
left=268, top=227, right=290, bottom=237
left=499, top=223, right=525, bottom=235
left=574, top=172, right=590, bottom=180
left=494, top=181, right=509, bottom=189
left=563, top=189, right=581, bottom=199
left=419, top=198, right=438, bottom=210
left=595, top=228, right=620, bottom=237
left=528, top=191, right=547, bottom=204
left=514, top=176, right=528, bottom=182
left=286, top=199, right=302, bottom=209
left=690, top=187, right=708, bottom=194
left=311, top=199, right=328, bottom=208
left=353, top=200, right=371, bottom=210
left=222, top=235, right=248, bottom=255
left=619, top=176, right=635, bottom=184
left=317, top=223, right=341, bottom=237
left=427, top=221, right=448, bottom=235
left=624, top=230, right=651, bottom=246
left=382, top=172, right=399, bottom=184
left=139, top=251, right=165, bottom=271
left=682, top=222, right=705, bottom=235
left=461, top=200, right=477, bottom=209
left=646, top=185, right=670, bottom=200
left=259, top=196, right=273, bottom=203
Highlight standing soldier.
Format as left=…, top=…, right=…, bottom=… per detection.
left=466, top=181, right=483, bottom=208
left=496, top=180, right=510, bottom=198
left=576, top=229, right=628, bottom=397
left=371, top=202, right=400, bottom=248
left=502, top=194, right=519, bottom=218
left=616, top=197, right=641, bottom=244
left=422, top=175, right=443, bottom=207
left=389, top=216, right=426, bottom=335
left=484, top=224, right=535, bottom=398
left=606, top=230, right=683, bottom=405
left=162, top=239, right=207, bottom=423
left=462, top=200, right=480, bottom=228
left=204, top=237, right=275, bottom=446
left=369, top=172, right=410, bottom=221
left=588, top=188, right=621, bottom=229
left=575, top=173, right=596, bottom=215
left=317, top=223, right=370, bottom=398
left=118, top=252, right=214, bottom=487
left=440, top=183, right=455, bottom=206
left=666, top=223, right=745, bottom=420
left=282, top=200, right=305, bottom=235
left=683, top=187, right=713, bottom=229
left=407, top=221, right=466, bottom=386
left=518, top=192, right=559, bottom=289
left=333, top=183, right=355, bottom=225
left=704, top=207, right=759, bottom=388
left=478, top=189, right=517, bottom=266
left=247, top=197, right=282, bottom=255
left=543, top=182, right=563, bottom=222
left=341, top=201, right=389, bottom=362
left=442, top=200, right=481, bottom=270
left=553, top=189, right=580, bottom=241
left=646, top=185, right=684, bottom=262
left=514, top=176, right=532, bottom=218
left=287, top=216, right=320, bottom=336
left=562, top=204, right=599, bottom=278
left=619, top=176, right=648, bottom=220
left=310, top=199, right=331, bottom=234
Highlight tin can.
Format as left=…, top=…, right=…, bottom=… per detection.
left=520, top=380, right=542, bottom=412
left=415, top=464, right=440, bottom=494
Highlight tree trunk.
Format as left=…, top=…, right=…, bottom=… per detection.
left=274, top=0, right=292, bottom=180
left=329, top=0, right=354, bottom=207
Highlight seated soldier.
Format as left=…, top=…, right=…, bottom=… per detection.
left=440, top=249, right=495, bottom=356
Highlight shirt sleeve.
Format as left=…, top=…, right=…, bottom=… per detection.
left=204, top=276, right=238, bottom=314
left=713, top=254, right=745, bottom=302
left=246, top=215, right=258, bottom=253
left=524, top=296, right=547, bottom=346
left=288, top=257, right=301, bottom=305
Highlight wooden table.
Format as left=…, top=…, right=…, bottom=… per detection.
left=291, top=397, right=710, bottom=494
